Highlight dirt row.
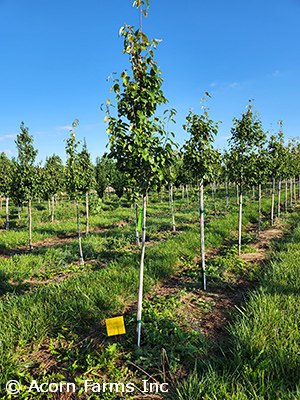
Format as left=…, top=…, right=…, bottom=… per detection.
left=152, top=222, right=285, bottom=340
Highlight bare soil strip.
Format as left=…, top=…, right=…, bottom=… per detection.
left=0, top=226, right=110, bottom=258
left=152, top=221, right=286, bottom=340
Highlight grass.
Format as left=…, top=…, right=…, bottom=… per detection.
left=0, top=185, right=298, bottom=399
left=171, top=211, right=300, bottom=400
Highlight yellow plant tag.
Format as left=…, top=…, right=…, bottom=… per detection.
left=105, top=316, right=126, bottom=336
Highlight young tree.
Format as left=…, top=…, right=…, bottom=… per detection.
left=182, top=100, right=219, bottom=290
left=78, top=139, right=96, bottom=234
left=175, top=152, right=193, bottom=203
left=65, top=120, right=85, bottom=265
left=157, top=111, right=178, bottom=232
left=35, top=164, right=48, bottom=206
left=221, top=150, right=230, bottom=211
left=95, top=155, right=114, bottom=199
left=228, top=102, right=265, bottom=256
left=14, top=122, right=38, bottom=249
left=168, top=167, right=176, bottom=232
left=288, top=139, right=300, bottom=205
left=0, top=152, right=13, bottom=229
left=44, top=155, right=64, bottom=222
left=267, top=123, right=287, bottom=224
left=252, top=147, right=269, bottom=233
left=105, top=0, right=174, bottom=347
left=110, top=166, right=128, bottom=199
left=10, top=158, right=23, bottom=220
left=294, top=143, right=300, bottom=200
left=210, top=149, right=222, bottom=216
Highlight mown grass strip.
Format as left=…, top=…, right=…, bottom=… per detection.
left=171, top=212, right=300, bottom=400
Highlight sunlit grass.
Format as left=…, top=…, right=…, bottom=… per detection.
left=172, top=213, right=300, bottom=400
left=0, top=186, right=298, bottom=398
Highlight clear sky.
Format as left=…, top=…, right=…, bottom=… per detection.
left=1, top=0, right=300, bottom=163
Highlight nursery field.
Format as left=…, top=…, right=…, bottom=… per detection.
left=0, top=187, right=300, bottom=399
left=2, top=0, right=300, bottom=399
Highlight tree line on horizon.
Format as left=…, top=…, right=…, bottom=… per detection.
left=1, top=109, right=300, bottom=256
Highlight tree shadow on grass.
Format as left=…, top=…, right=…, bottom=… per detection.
left=264, top=282, right=300, bottom=296
left=0, top=227, right=135, bottom=260
left=170, top=215, right=300, bottom=399
left=0, top=270, right=32, bottom=296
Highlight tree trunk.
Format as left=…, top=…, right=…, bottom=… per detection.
left=285, top=180, right=288, bottom=212
left=213, top=181, right=217, bottom=216
left=225, top=177, right=229, bottom=210
left=238, top=187, right=243, bottom=256
left=258, top=183, right=261, bottom=234
left=252, top=186, right=255, bottom=199
left=270, top=181, right=273, bottom=196
left=293, top=177, right=297, bottom=202
left=135, top=202, right=140, bottom=246
left=51, top=196, right=55, bottom=223
left=182, top=185, right=184, bottom=200
left=169, top=182, right=176, bottom=232
left=5, top=197, right=9, bottom=230
left=277, top=180, right=281, bottom=218
left=76, top=198, right=84, bottom=265
left=28, top=199, right=33, bottom=250
left=18, top=204, right=21, bottom=220
left=186, top=185, right=189, bottom=205
left=137, top=193, right=147, bottom=347
left=198, top=179, right=206, bottom=290
left=271, top=177, right=275, bottom=225
left=48, top=198, right=51, bottom=213
left=85, top=192, right=89, bottom=235
left=236, top=183, right=239, bottom=206
left=290, top=178, right=293, bottom=207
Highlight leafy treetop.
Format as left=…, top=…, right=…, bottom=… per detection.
left=44, top=155, right=64, bottom=198
left=105, top=0, right=175, bottom=196
left=65, top=119, right=82, bottom=200
left=0, top=152, right=13, bottom=197
left=14, top=122, right=38, bottom=201
left=78, top=139, right=96, bottom=194
left=182, top=100, right=219, bottom=184
left=267, top=121, right=290, bottom=180
left=228, top=101, right=266, bottom=188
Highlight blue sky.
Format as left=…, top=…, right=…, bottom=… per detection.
left=1, top=0, right=300, bottom=163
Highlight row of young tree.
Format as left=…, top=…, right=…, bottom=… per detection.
left=1, top=0, right=300, bottom=347
left=103, top=0, right=300, bottom=346
left=0, top=125, right=127, bottom=228
left=1, top=116, right=299, bottom=226
left=1, top=99, right=300, bottom=347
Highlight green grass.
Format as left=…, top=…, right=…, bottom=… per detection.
left=172, top=212, right=300, bottom=400
left=0, top=186, right=298, bottom=399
